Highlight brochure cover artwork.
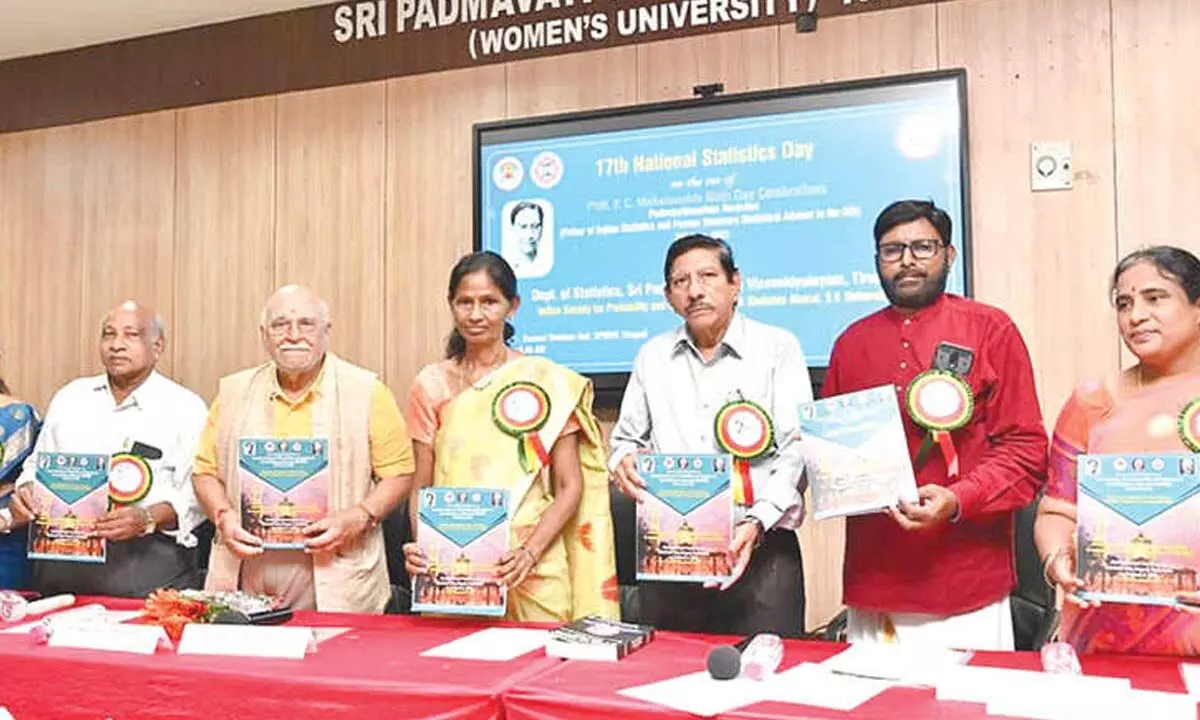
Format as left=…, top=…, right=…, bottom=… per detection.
left=636, top=453, right=733, bottom=583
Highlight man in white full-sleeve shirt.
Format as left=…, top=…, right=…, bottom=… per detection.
left=610, top=235, right=814, bottom=637
left=9, top=301, right=208, bottom=597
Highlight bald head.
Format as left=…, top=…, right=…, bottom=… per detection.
left=104, top=301, right=165, bottom=342
left=100, top=300, right=164, bottom=387
left=260, top=285, right=330, bottom=374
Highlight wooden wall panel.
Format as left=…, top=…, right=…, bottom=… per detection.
left=1112, top=0, right=1200, bottom=257
left=939, top=0, right=1118, bottom=422
left=385, top=66, right=508, bottom=397
left=506, top=48, right=638, bottom=117
left=275, top=82, right=387, bottom=373
left=636, top=27, right=780, bottom=102
left=76, top=112, right=177, bottom=378
left=174, top=97, right=277, bottom=401
left=779, top=5, right=938, bottom=85
left=0, top=126, right=86, bottom=409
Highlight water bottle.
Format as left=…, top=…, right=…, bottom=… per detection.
left=740, top=633, right=784, bottom=680
left=0, top=591, right=23, bottom=622
left=1039, top=642, right=1081, bottom=675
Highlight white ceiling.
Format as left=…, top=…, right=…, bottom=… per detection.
left=0, top=0, right=335, bottom=61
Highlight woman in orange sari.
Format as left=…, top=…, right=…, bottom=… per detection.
left=1036, top=246, right=1200, bottom=654
left=402, top=251, right=618, bottom=622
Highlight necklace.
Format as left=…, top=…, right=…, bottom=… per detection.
left=457, top=348, right=510, bottom=391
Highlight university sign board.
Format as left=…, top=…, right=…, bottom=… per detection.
left=0, top=0, right=941, bottom=131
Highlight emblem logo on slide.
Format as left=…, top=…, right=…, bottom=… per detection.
left=493, top=156, right=524, bottom=191
left=530, top=151, right=563, bottom=189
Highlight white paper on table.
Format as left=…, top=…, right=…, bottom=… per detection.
left=936, top=664, right=1132, bottom=714
left=1179, top=663, right=1200, bottom=695
left=420, top=627, right=549, bottom=661
left=617, top=671, right=771, bottom=718
left=176, top=624, right=315, bottom=659
left=991, top=684, right=1196, bottom=720
left=820, top=643, right=972, bottom=684
left=761, top=663, right=895, bottom=711
left=47, top=622, right=169, bottom=655
left=0, top=605, right=141, bottom=634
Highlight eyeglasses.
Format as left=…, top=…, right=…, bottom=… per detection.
left=266, top=317, right=323, bottom=338
left=877, top=239, right=946, bottom=263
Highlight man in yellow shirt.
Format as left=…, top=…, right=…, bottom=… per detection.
left=192, top=285, right=414, bottom=613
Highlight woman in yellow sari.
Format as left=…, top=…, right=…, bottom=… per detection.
left=403, top=251, right=618, bottom=622
left=1036, top=246, right=1200, bottom=654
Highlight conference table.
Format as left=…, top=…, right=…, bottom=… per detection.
left=0, top=598, right=1196, bottom=719
left=0, top=598, right=556, bottom=720
left=502, top=631, right=1198, bottom=719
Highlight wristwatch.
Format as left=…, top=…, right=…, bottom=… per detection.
left=137, top=506, right=157, bottom=537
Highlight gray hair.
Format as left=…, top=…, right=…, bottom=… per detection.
left=146, top=314, right=166, bottom=342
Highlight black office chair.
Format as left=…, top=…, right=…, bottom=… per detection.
left=609, top=483, right=642, bottom=623
left=1011, top=493, right=1055, bottom=650
left=382, top=498, right=415, bottom=614
left=193, top=519, right=214, bottom=587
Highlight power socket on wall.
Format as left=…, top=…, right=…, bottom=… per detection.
left=1031, top=141, right=1073, bottom=192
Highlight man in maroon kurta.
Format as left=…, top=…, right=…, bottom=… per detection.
left=824, top=200, right=1048, bottom=650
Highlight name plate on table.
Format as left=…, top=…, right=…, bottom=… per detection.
left=48, top=623, right=169, bottom=655
left=177, top=624, right=316, bottom=659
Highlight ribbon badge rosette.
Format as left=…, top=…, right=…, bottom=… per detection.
left=107, top=453, right=153, bottom=506
left=906, top=369, right=974, bottom=479
left=714, top=399, right=775, bottom=506
left=1179, top=398, right=1200, bottom=452
left=492, top=381, right=552, bottom=474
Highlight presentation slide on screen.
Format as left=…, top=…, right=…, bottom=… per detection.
left=479, top=80, right=965, bottom=374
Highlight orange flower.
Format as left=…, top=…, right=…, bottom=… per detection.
left=159, top=614, right=192, bottom=644
left=144, top=589, right=209, bottom=642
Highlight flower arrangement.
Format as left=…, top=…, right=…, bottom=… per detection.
left=144, top=589, right=282, bottom=643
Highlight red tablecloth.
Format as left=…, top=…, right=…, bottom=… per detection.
left=4, top=599, right=1199, bottom=720
left=0, top=598, right=559, bottom=720
left=502, top=632, right=1200, bottom=720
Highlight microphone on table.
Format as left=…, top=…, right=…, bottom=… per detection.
left=706, top=634, right=784, bottom=681
left=706, top=635, right=755, bottom=680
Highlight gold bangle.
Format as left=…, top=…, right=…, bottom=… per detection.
left=518, top=545, right=538, bottom=564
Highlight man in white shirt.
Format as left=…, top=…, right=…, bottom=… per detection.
left=9, top=301, right=208, bottom=597
left=610, top=234, right=813, bottom=637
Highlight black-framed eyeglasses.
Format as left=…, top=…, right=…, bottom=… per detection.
left=876, top=239, right=946, bottom=263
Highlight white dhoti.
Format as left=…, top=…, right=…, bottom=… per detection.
left=846, top=596, right=1014, bottom=651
